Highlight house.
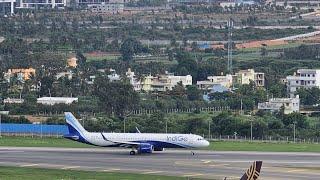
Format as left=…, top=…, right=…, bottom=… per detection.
left=67, top=57, right=78, bottom=68
left=88, top=0, right=124, bottom=14
left=4, top=68, right=36, bottom=82
left=286, top=69, right=320, bottom=97
left=140, top=72, right=192, bottom=92
left=55, top=71, right=73, bottom=80
left=258, top=95, right=300, bottom=114
left=107, top=69, right=121, bottom=82
left=233, top=69, right=265, bottom=87
left=126, top=68, right=142, bottom=91
left=197, top=74, right=233, bottom=90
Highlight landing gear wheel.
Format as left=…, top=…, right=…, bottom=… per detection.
left=130, top=150, right=136, bottom=155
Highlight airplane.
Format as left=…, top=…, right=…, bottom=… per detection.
left=63, top=112, right=210, bottom=155
left=240, top=161, right=263, bottom=180
left=224, top=161, right=263, bottom=180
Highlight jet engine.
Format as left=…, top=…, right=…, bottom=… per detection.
left=138, top=143, right=153, bottom=153
left=153, top=147, right=164, bottom=151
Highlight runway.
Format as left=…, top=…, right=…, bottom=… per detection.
left=0, top=147, right=320, bottom=180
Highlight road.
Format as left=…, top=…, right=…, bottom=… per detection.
left=0, top=147, right=319, bottom=179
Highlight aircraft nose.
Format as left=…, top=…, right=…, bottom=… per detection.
left=203, top=140, right=210, bottom=147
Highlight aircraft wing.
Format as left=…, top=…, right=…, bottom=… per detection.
left=100, top=133, right=141, bottom=148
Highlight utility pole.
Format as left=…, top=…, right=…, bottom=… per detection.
left=227, top=18, right=234, bottom=73
left=240, top=98, right=243, bottom=115
left=208, top=121, right=211, bottom=139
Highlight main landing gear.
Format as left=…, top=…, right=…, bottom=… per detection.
left=130, top=150, right=136, bottom=155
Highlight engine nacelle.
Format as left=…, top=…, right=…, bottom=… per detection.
left=138, top=143, right=153, bottom=154
left=153, top=147, right=164, bottom=151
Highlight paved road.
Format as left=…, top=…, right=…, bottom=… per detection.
left=0, top=147, right=319, bottom=180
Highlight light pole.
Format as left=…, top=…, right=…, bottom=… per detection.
left=208, top=121, right=211, bottom=139
left=250, top=119, right=253, bottom=142
left=0, top=114, right=2, bottom=137
left=123, top=116, right=126, bottom=133
left=293, top=121, right=296, bottom=143
left=165, top=118, right=168, bottom=134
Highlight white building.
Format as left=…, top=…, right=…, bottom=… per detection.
left=126, top=68, right=141, bottom=91
left=0, top=0, right=15, bottom=14
left=55, top=71, right=73, bottom=80
left=141, top=72, right=192, bottom=92
left=197, top=74, right=233, bottom=90
left=3, top=98, right=24, bottom=104
left=258, top=95, right=300, bottom=114
left=88, top=1, right=124, bottom=14
left=16, top=0, right=66, bottom=9
left=286, top=69, right=320, bottom=97
left=107, top=69, right=121, bottom=82
left=37, top=97, right=78, bottom=105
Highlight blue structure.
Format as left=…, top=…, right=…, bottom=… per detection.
left=198, top=43, right=210, bottom=50
left=203, top=84, right=231, bottom=101
left=0, top=124, right=68, bottom=135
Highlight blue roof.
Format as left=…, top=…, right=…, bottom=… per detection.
left=210, top=84, right=229, bottom=93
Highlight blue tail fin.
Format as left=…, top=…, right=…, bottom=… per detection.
left=64, top=112, right=87, bottom=135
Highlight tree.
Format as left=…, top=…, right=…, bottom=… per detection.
left=171, top=82, right=186, bottom=97
left=260, top=46, right=268, bottom=57
left=186, top=85, right=201, bottom=101
left=120, top=38, right=146, bottom=61
left=296, top=87, right=320, bottom=105
left=212, top=112, right=237, bottom=135
left=93, top=76, right=139, bottom=117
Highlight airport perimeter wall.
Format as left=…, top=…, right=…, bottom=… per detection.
left=0, top=123, right=68, bottom=135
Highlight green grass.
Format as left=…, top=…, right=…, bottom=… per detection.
left=208, top=141, right=320, bottom=152
left=0, top=166, right=184, bottom=180
left=0, top=136, right=92, bottom=148
left=1, top=136, right=320, bottom=152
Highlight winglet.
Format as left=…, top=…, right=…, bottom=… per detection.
left=240, top=161, right=263, bottom=180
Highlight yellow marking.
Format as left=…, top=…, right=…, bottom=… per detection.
left=20, top=164, right=38, bottom=167
left=287, top=169, right=307, bottom=173
left=202, top=160, right=211, bottom=164
left=142, top=171, right=163, bottom=174
left=182, top=173, right=203, bottom=177
left=61, top=166, right=80, bottom=170
left=103, top=168, right=120, bottom=172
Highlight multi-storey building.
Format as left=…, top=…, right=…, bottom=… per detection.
left=88, top=0, right=124, bottom=14
left=16, top=0, right=66, bottom=9
left=258, top=95, right=300, bottom=114
left=0, top=0, right=15, bottom=14
left=286, top=69, right=320, bottom=97
left=140, top=72, right=192, bottom=92
left=234, top=69, right=265, bottom=88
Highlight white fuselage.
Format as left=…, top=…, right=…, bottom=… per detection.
left=78, top=131, right=209, bottom=148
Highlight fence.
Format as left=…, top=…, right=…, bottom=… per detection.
left=206, top=135, right=320, bottom=144
left=0, top=123, right=68, bottom=136
left=132, top=106, right=230, bottom=115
